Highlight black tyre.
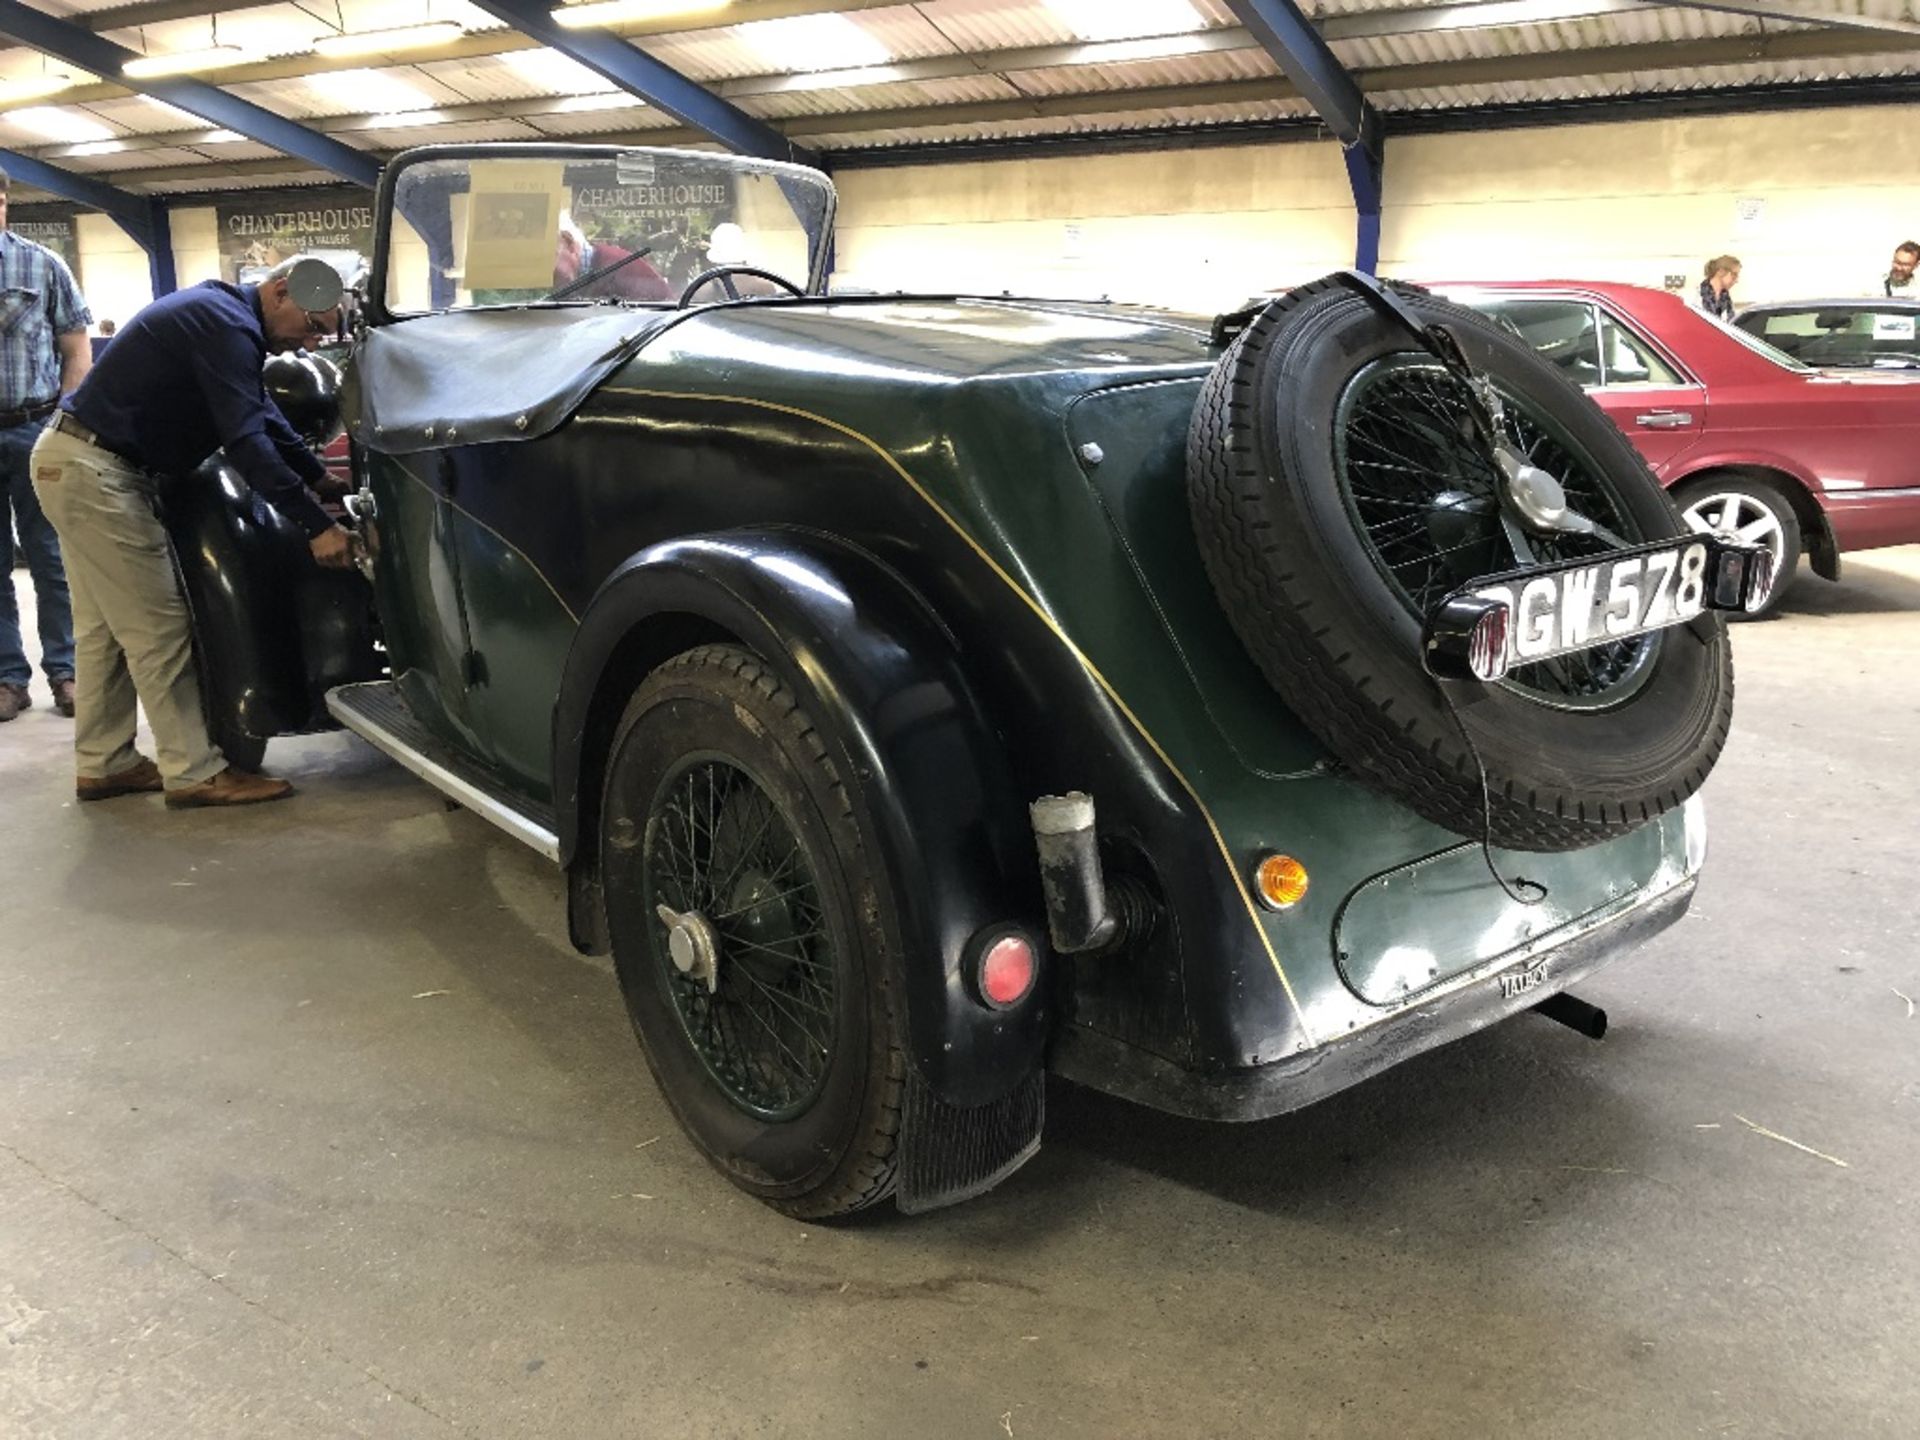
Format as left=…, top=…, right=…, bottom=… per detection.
left=1673, top=472, right=1802, bottom=618
left=1187, top=278, right=1734, bottom=851
left=599, top=644, right=907, bottom=1218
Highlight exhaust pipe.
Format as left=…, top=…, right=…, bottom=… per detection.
left=1533, top=991, right=1608, bottom=1040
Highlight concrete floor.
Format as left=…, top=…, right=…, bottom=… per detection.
left=2, top=554, right=1916, bottom=1440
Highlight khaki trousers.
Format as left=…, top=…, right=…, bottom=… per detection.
left=29, top=424, right=225, bottom=787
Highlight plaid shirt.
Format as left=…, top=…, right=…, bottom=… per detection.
left=0, top=229, right=90, bottom=409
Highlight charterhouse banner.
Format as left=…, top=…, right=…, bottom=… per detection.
left=569, top=154, right=738, bottom=291
left=215, top=186, right=374, bottom=285
left=10, top=204, right=81, bottom=281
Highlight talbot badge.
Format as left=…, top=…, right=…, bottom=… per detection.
left=1499, top=957, right=1550, bottom=1000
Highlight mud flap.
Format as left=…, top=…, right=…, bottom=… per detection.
left=894, top=1069, right=1045, bottom=1215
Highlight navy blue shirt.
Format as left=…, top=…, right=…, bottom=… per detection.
left=64, top=280, right=332, bottom=538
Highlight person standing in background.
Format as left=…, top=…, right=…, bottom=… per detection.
left=89, top=317, right=116, bottom=363
left=1698, top=255, right=1740, bottom=321
left=1883, top=241, right=1918, bottom=297
left=0, top=165, right=91, bottom=723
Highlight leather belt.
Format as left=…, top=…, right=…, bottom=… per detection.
left=0, top=397, right=58, bottom=429
left=48, top=408, right=133, bottom=461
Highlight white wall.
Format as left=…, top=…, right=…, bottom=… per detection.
left=1381, top=106, right=1918, bottom=303
left=831, top=104, right=1918, bottom=310
left=72, top=212, right=153, bottom=332
left=832, top=143, right=1357, bottom=314
left=166, top=206, right=223, bottom=289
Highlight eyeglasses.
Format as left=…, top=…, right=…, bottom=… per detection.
left=302, top=308, right=337, bottom=337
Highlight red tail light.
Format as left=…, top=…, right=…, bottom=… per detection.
left=975, top=930, right=1038, bottom=1010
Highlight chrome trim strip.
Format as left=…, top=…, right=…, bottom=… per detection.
left=1827, top=483, right=1920, bottom=499
left=325, top=685, right=561, bottom=862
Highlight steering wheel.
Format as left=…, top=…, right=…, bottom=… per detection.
left=676, top=265, right=805, bottom=308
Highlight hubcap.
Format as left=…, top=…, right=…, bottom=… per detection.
left=1681, top=491, right=1786, bottom=569
left=641, top=758, right=837, bottom=1121
left=1333, top=355, right=1657, bottom=711
left=1497, top=445, right=1571, bottom=531
left=655, top=903, right=721, bottom=992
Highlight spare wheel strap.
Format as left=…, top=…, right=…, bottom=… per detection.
left=1329, top=269, right=1504, bottom=454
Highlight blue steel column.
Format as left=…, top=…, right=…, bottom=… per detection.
left=0, top=0, right=380, bottom=189
left=0, top=146, right=177, bottom=291
left=1345, top=135, right=1384, bottom=276
left=143, top=199, right=176, bottom=295
left=1223, top=0, right=1387, bottom=273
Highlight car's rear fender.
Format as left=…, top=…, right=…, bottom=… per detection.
left=552, top=527, right=1047, bottom=1108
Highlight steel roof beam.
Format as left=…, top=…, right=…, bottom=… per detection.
left=461, top=0, right=814, bottom=165
left=10, top=1, right=1716, bottom=163
left=1, top=0, right=1681, bottom=115
left=0, top=146, right=174, bottom=290
left=1636, top=0, right=1920, bottom=36
left=1222, top=0, right=1384, bottom=270
left=0, top=0, right=378, bottom=187
left=83, top=19, right=1920, bottom=190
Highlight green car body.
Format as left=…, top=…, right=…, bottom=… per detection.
left=175, top=145, right=1706, bottom=1209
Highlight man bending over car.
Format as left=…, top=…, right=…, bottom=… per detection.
left=28, top=256, right=353, bottom=810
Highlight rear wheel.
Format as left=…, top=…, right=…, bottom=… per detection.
left=1187, top=278, right=1735, bottom=851
left=1674, top=474, right=1801, bottom=618
left=599, top=644, right=907, bottom=1218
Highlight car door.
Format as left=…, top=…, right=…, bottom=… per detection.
left=1585, top=306, right=1708, bottom=473
left=360, top=445, right=487, bottom=756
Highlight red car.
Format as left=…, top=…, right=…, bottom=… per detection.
left=1438, top=280, right=1920, bottom=614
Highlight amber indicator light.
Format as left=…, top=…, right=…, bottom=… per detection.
left=1253, top=854, right=1310, bottom=910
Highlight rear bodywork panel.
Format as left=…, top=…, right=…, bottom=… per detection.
left=341, top=294, right=1702, bottom=1117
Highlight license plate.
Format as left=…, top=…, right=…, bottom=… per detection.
left=1471, top=539, right=1710, bottom=666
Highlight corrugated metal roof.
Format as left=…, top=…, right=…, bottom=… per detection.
left=1, top=1, right=1917, bottom=190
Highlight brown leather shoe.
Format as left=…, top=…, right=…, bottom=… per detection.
left=76, top=755, right=165, bottom=801
left=50, top=677, right=75, bottom=718
left=0, top=682, right=28, bottom=722
left=164, top=767, right=295, bottom=809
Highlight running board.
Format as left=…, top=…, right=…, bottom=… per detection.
left=326, top=681, right=560, bottom=861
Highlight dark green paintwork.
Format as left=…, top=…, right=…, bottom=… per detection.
left=364, top=293, right=1698, bottom=1060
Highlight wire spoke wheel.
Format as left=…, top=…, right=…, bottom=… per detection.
left=1333, top=355, right=1657, bottom=711
left=643, top=756, right=837, bottom=1122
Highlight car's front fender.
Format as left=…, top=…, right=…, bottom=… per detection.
left=552, top=528, right=1046, bottom=1108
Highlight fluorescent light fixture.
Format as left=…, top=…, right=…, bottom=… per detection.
left=548, top=91, right=643, bottom=113
left=738, top=14, right=890, bottom=71
left=552, top=0, right=728, bottom=30
left=200, top=128, right=245, bottom=143
left=0, top=72, right=76, bottom=103
left=7, top=106, right=115, bottom=143
left=123, top=45, right=248, bottom=79
left=361, top=109, right=452, bottom=130
left=312, top=21, right=464, bottom=59
left=1045, top=0, right=1204, bottom=42
left=63, top=139, right=131, bottom=157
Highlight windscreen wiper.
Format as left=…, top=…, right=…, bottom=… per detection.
left=544, top=246, right=654, bottom=303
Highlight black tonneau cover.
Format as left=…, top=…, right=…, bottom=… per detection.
left=345, top=306, right=686, bottom=455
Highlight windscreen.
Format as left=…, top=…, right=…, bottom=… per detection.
left=381, top=147, right=834, bottom=316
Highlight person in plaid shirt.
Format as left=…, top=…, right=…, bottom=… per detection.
left=0, top=166, right=91, bottom=723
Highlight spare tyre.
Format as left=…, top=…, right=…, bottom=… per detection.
left=1186, top=277, right=1733, bottom=852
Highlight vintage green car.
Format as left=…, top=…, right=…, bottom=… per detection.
left=168, top=143, right=1760, bottom=1218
